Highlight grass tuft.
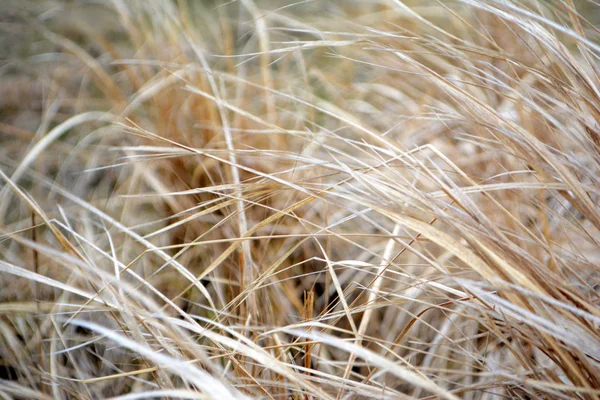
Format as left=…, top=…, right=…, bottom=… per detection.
left=1, top=1, right=600, bottom=399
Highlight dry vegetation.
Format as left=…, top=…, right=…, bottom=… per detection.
left=1, top=0, right=600, bottom=399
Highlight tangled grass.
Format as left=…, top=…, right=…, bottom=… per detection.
left=1, top=0, right=600, bottom=399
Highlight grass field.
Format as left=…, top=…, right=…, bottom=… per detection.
left=1, top=1, right=600, bottom=399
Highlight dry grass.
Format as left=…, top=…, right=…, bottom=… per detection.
left=1, top=0, right=599, bottom=399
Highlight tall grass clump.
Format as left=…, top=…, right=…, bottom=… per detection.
left=1, top=0, right=599, bottom=399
